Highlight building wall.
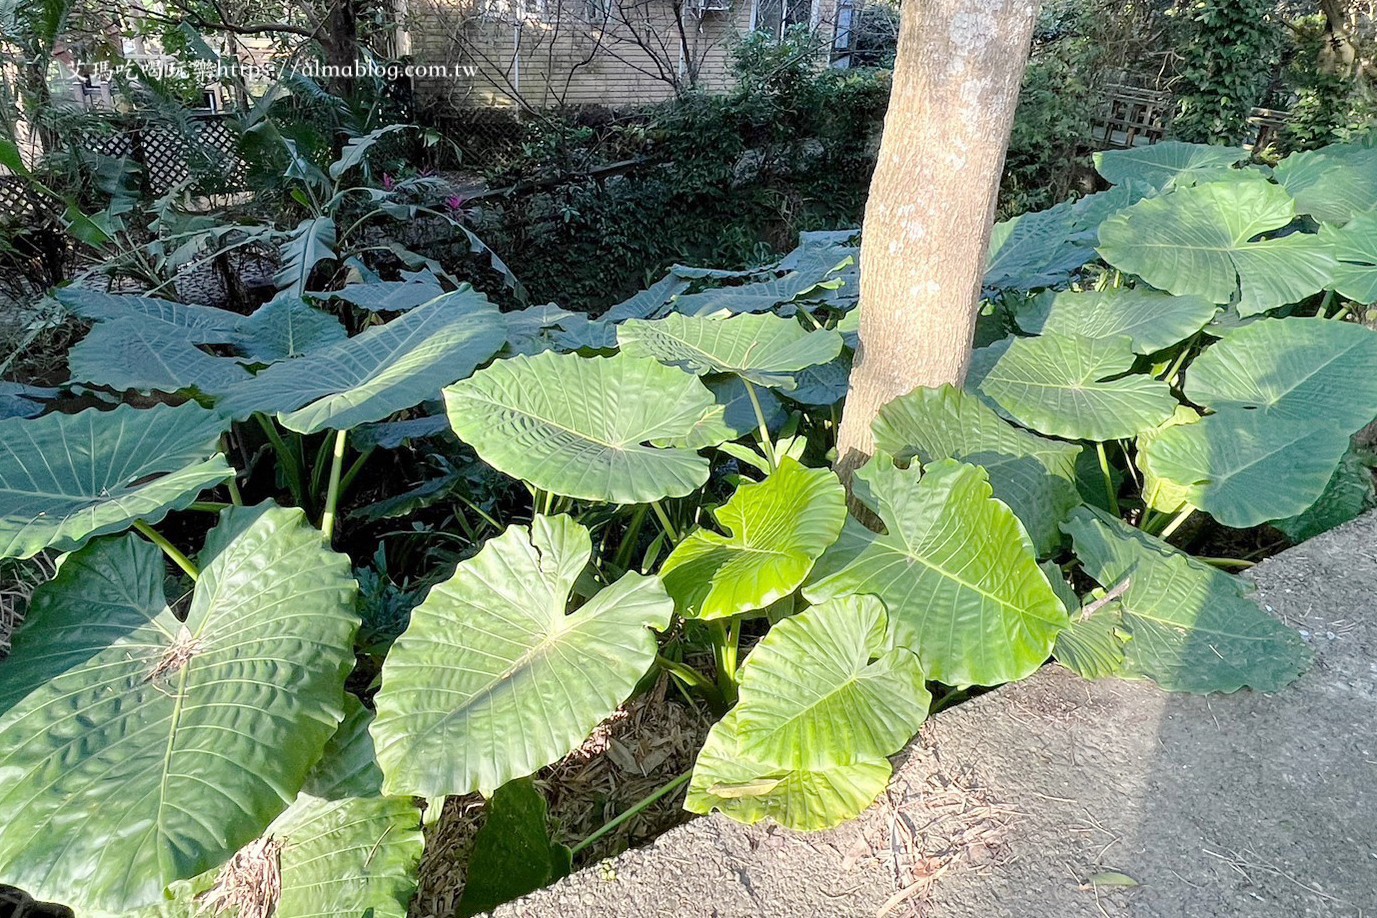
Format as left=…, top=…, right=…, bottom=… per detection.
left=404, top=0, right=836, bottom=112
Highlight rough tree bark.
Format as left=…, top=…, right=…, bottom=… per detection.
left=834, top=0, right=1040, bottom=480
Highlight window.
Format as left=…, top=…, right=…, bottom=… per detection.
left=752, top=0, right=812, bottom=39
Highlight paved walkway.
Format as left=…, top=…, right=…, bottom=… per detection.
left=497, top=512, right=1377, bottom=918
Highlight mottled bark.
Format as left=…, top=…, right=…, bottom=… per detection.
left=834, top=0, right=1039, bottom=481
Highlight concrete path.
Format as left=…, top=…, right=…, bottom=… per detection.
left=497, top=512, right=1377, bottom=918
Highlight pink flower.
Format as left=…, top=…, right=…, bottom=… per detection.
left=382, top=173, right=396, bottom=191
left=445, top=195, right=466, bottom=212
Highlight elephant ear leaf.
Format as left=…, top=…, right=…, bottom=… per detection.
left=1062, top=507, right=1310, bottom=693
left=972, top=332, right=1178, bottom=441
left=804, top=458, right=1067, bottom=687
left=618, top=312, right=843, bottom=389
left=220, top=291, right=507, bottom=434
left=1097, top=178, right=1335, bottom=317
left=444, top=351, right=730, bottom=503
left=872, top=384, right=1082, bottom=556
left=0, top=504, right=359, bottom=913
left=67, top=317, right=251, bottom=394
left=687, top=595, right=930, bottom=831
left=660, top=458, right=846, bottom=620
left=0, top=403, right=233, bottom=560
left=152, top=697, right=424, bottom=918
left=1094, top=141, right=1247, bottom=191
left=370, top=514, right=673, bottom=797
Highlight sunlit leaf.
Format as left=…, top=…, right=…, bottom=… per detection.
left=687, top=596, right=928, bottom=830
left=661, top=459, right=846, bottom=619
left=1094, top=141, right=1247, bottom=191
left=618, top=312, right=843, bottom=388
left=221, top=291, right=506, bottom=434
left=444, top=351, right=727, bottom=503
left=805, top=459, right=1067, bottom=686
left=1097, top=178, right=1335, bottom=316
left=873, top=385, right=1081, bottom=556
left=972, top=332, right=1177, bottom=441
left=1016, top=287, right=1218, bottom=353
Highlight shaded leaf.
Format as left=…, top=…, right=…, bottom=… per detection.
left=1064, top=507, right=1310, bottom=693
left=67, top=317, right=250, bottom=394
left=233, top=294, right=348, bottom=362
left=444, top=352, right=727, bottom=504
left=371, top=515, right=672, bottom=796
left=1185, top=316, right=1377, bottom=431
left=458, top=777, right=568, bottom=917
left=221, top=291, right=506, bottom=434
left=0, top=403, right=231, bottom=560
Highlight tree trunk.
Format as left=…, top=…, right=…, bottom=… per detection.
left=321, top=0, right=361, bottom=103
left=834, top=0, right=1039, bottom=480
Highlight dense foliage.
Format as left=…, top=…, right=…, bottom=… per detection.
left=1, top=137, right=1374, bottom=914
left=1167, top=0, right=1284, bottom=144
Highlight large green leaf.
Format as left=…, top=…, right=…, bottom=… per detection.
left=686, top=709, right=892, bottom=833
left=233, top=293, right=348, bottom=362
left=444, top=351, right=729, bottom=503
left=1184, top=317, right=1377, bottom=430
left=55, top=288, right=241, bottom=343
left=458, top=777, right=569, bottom=918
left=660, top=458, right=846, bottom=620
left=221, top=291, right=506, bottom=434
left=1063, top=508, right=1310, bottom=693
left=1043, top=560, right=1129, bottom=681
left=1272, top=447, right=1377, bottom=542
left=0, top=504, right=359, bottom=912
left=1319, top=212, right=1377, bottom=304
left=0, top=403, right=232, bottom=560
left=1097, top=178, right=1335, bottom=316
left=67, top=317, right=251, bottom=394
left=144, top=697, right=423, bottom=918
left=264, top=699, right=423, bottom=918
left=371, top=515, right=672, bottom=796
left=324, top=277, right=447, bottom=313
left=686, top=595, right=928, bottom=831
left=972, top=332, right=1177, bottom=441
left=1139, top=408, right=1350, bottom=528
left=804, top=459, right=1067, bottom=686
left=984, top=184, right=1143, bottom=291
left=617, top=312, right=843, bottom=389
left=0, top=382, right=51, bottom=420
left=1135, top=405, right=1203, bottom=515
left=1094, top=141, right=1248, bottom=191
left=668, top=273, right=833, bottom=317
left=602, top=272, right=692, bottom=322
left=873, top=385, right=1082, bottom=556
left=1274, top=141, right=1377, bottom=225
left=1016, top=287, right=1218, bottom=354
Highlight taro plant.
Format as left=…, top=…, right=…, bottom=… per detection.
left=1, top=138, right=1376, bottom=915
